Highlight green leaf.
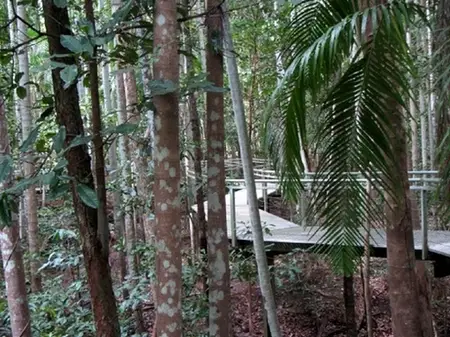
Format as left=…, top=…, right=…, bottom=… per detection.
left=41, top=172, right=56, bottom=185
left=53, top=0, right=67, bottom=8
left=149, top=80, right=177, bottom=96
left=66, top=135, right=92, bottom=150
left=16, top=86, right=27, bottom=99
left=14, top=72, right=24, bottom=84
left=35, top=139, right=47, bottom=153
left=20, top=125, right=40, bottom=152
left=37, top=107, right=54, bottom=123
left=60, top=35, right=84, bottom=53
left=7, top=176, right=40, bottom=194
left=42, top=96, right=54, bottom=105
left=0, top=155, right=13, bottom=182
left=52, top=126, right=67, bottom=153
left=0, top=195, right=11, bottom=227
left=54, top=157, right=68, bottom=170
left=47, top=183, right=70, bottom=200
left=76, top=183, right=99, bottom=209
left=60, top=65, right=78, bottom=89
left=115, top=123, right=138, bottom=134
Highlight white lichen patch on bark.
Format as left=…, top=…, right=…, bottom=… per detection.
left=211, top=250, right=226, bottom=282
left=156, top=14, right=166, bottom=26
left=156, top=147, right=169, bottom=161
left=208, top=166, right=220, bottom=177
left=161, top=280, right=177, bottom=296
left=157, top=302, right=179, bottom=317
left=209, top=192, right=222, bottom=211
left=210, top=140, right=222, bottom=149
left=210, top=111, right=220, bottom=121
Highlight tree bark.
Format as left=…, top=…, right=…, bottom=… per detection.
left=42, top=2, right=120, bottom=335
left=152, top=0, right=183, bottom=336
left=435, top=0, right=450, bottom=147
left=84, top=0, right=109, bottom=256
left=385, top=102, right=427, bottom=337
left=100, top=16, right=127, bottom=291
left=205, top=1, right=232, bottom=335
left=123, top=69, right=145, bottom=333
left=0, top=96, right=32, bottom=337
left=16, top=2, right=42, bottom=293
left=222, top=3, right=282, bottom=336
left=343, top=275, right=357, bottom=337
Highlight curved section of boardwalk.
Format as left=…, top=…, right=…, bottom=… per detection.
left=193, top=187, right=450, bottom=277
left=189, top=160, right=450, bottom=277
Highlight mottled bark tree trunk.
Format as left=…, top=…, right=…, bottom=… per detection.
left=205, top=1, right=231, bottom=335
left=42, top=2, right=120, bottom=335
left=152, top=0, right=183, bottom=336
left=17, top=3, right=42, bottom=292
left=0, top=96, right=32, bottom=337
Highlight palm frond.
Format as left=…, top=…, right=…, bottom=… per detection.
left=265, top=0, right=423, bottom=275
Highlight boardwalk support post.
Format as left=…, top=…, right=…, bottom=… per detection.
left=420, top=188, right=428, bottom=260
left=263, top=182, right=268, bottom=212
left=230, top=187, right=237, bottom=247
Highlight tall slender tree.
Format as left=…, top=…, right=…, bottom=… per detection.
left=222, top=3, right=282, bottom=336
left=84, top=0, right=109, bottom=255
left=205, top=1, right=231, bottom=335
left=16, top=1, right=41, bottom=292
left=0, top=95, right=32, bottom=337
left=42, top=1, right=120, bottom=335
left=152, top=0, right=182, bottom=335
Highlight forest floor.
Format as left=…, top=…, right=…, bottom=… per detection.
left=137, top=252, right=450, bottom=337
left=226, top=255, right=450, bottom=337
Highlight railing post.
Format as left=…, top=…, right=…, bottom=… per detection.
left=299, top=192, right=306, bottom=228
left=420, top=187, right=428, bottom=260
left=263, top=182, right=268, bottom=212
left=230, top=187, right=237, bottom=247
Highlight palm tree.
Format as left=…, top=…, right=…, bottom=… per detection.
left=265, top=1, right=433, bottom=335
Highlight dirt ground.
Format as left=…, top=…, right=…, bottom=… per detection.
left=227, top=255, right=450, bottom=337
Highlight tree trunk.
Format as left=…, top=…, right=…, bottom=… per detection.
left=185, top=0, right=207, bottom=262
left=84, top=0, right=109, bottom=256
left=100, top=19, right=127, bottom=290
left=123, top=69, right=145, bottom=332
left=385, top=104, right=427, bottom=337
left=16, top=2, right=42, bottom=293
left=343, top=275, right=357, bottom=337
left=0, top=96, right=32, bottom=337
left=152, top=0, right=183, bottom=336
left=222, top=3, right=282, bottom=336
left=114, top=70, right=131, bottom=300
left=42, top=3, right=120, bottom=335
left=435, top=0, right=450, bottom=147
left=205, top=1, right=232, bottom=335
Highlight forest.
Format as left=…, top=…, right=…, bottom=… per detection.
left=0, top=0, right=449, bottom=336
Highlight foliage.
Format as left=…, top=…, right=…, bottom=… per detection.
left=266, top=0, right=425, bottom=275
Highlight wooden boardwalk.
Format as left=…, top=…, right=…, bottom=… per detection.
left=194, top=188, right=450, bottom=277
